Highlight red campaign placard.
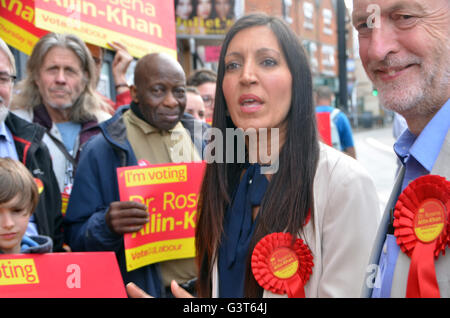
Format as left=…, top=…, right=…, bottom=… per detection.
left=34, top=0, right=176, bottom=58
left=0, top=252, right=127, bottom=298
left=0, top=0, right=49, bottom=55
left=117, top=161, right=205, bottom=271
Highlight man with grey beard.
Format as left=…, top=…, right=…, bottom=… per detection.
left=353, top=0, right=450, bottom=297
left=0, top=38, right=63, bottom=251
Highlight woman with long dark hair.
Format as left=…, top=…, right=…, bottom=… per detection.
left=195, top=13, right=380, bottom=298
left=127, top=13, right=380, bottom=298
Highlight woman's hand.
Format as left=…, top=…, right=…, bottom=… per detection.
left=126, top=282, right=152, bottom=298
left=126, top=280, right=194, bottom=298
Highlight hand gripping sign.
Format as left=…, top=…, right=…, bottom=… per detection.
left=117, top=161, right=206, bottom=271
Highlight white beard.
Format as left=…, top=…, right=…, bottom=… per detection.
left=374, top=42, right=450, bottom=116
left=0, top=97, right=9, bottom=123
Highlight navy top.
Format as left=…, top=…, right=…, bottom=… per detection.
left=218, top=163, right=269, bottom=297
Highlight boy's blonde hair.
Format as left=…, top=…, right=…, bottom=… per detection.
left=0, top=158, right=39, bottom=214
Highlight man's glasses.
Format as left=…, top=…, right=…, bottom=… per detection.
left=201, top=95, right=214, bottom=108
left=0, top=73, right=16, bottom=87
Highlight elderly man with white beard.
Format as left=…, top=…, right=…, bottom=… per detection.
left=354, top=0, right=450, bottom=298
left=0, top=38, right=63, bottom=251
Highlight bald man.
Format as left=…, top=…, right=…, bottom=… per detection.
left=64, top=53, right=209, bottom=297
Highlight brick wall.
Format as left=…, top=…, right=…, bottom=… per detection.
left=245, top=0, right=283, bottom=17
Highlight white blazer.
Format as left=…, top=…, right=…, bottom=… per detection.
left=211, top=143, right=381, bottom=297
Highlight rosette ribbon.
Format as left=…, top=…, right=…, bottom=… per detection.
left=251, top=232, right=313, bottom=298
left=393, top=175, right=450, bottom=298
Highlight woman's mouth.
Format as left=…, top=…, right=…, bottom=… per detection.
left=239, top=94, right=264, bottom=113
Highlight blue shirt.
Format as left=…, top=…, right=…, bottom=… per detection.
left=0, top=122, right=39, bottom=236
left=395, top=99, right=450, bottom=190
left=0, top=121, right=18, bottom=160
left=55, top=122, right=81, bottom=153
left=372, top=98, right=450, bottom=297
left=316, top=105, right=355, bottom=150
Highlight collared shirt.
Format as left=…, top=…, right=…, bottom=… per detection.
left=373, top=98, right=450, bottom=298
left=123, top=109, right=200, bottom=165
left=394, top=99, right=450, bottom=191
left=0, top=121, right=18, bottom=161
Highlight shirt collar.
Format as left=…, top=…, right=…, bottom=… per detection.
left=0, top=121, right=8, bottom=138
left=0, top=121, right=14, bottom=144
left=394, top=98, right=450, bottom=172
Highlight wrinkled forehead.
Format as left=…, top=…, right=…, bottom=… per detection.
left=352, top=0, right=436, bottom=22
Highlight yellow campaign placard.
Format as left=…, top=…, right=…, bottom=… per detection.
left=0, top=17, right=41, bottom=56
left=0, top=259, right=39, bottom=286
left=118, top=161, right=205, bottom=271
left=123, top=165, right=187, bottom=187
left=125, top=237, right=195, bottom=272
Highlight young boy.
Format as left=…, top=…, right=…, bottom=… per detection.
left=0, top=158, right=53, bottom=254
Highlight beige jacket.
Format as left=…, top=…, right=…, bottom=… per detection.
left=211, top=143, right=381, bottom=297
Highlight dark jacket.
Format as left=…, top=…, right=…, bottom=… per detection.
left=5, top=112, right=63, bottom=252
left=64, top=106, right=208, bottom=297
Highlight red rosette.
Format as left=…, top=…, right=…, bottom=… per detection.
left=251, top=232, right=313, bottom=298
left=393, top=175, right=450, bottom=298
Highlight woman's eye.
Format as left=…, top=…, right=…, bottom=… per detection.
left=261, top=58, right=277, bottom=67
left=225, top=62, right=240, bottom=71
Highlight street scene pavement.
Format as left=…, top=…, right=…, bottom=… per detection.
left=353, top=125, right=399, bottom=216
